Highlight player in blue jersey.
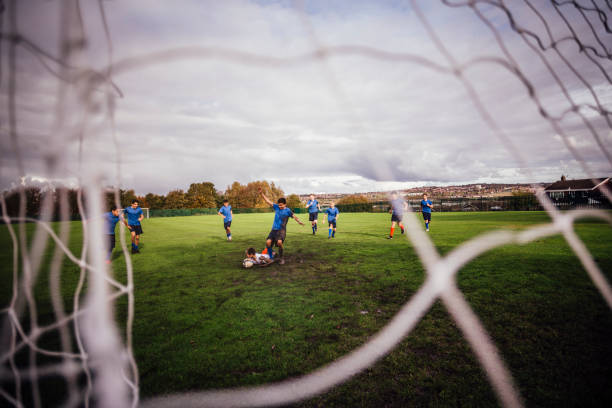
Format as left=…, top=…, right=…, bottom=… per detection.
left=104, top=205, right=125, bottom=263
left=259, top=187, right=304, bottom=265
left=388, top=191, right=407, bottom=239
left=421, top=193, right=433, bottom=232
left=218, top=199, right=233, bottom=241
left=306, top=194, right=321, bottom=235
left=124, top=199, right=144, bottom=253
left=324, top=203, right=340, bottom=239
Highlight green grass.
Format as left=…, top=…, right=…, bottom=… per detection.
left=1, top=212, right=611, bottom=407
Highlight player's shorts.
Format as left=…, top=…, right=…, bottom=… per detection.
left=422, top=212, right=431, bottom=221
left=328, top=220, right=337, bottom=228
left=224, top=221, right=232, bottom=229
left=108, top=234, right=116, bottom=251
left=309, top=212, right=318, bottom=222
left=391, top=213, right=403, bottom=222
left=129, top=224, right=143, bottom=235
left=267, top=228, right=287, bottom=244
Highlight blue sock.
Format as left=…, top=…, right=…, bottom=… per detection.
left=426, top=222, right=429, bottom=229
left=267, top=246, right=274, bottom=259
left=332, top=230, right=336, bottom=237
left=328, top=228, right=332, bottom=237
left=131, top=243, right=136, bottom=249
left=312, top=226, right=316, bottom=233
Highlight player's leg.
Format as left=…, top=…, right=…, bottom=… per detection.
left=130, top=229, right=137, bottom=253
left=389, top=219, right=397, bottom=239
left=276, top=239, right=285, bottom=264
left=423, top=212, right=430, bottom=231
left=332, top=220, right=336, bottom=238
left=399, top=217, right=405, bottom=234
left=328, top=221, right=333, bottom=238
left=107, top=234, right=115, bottom=263
left=134, top=233, right=140, bottom=252
left=266, top=237, right=274, bottom=259
left=225, top=221, right=232, bottom=241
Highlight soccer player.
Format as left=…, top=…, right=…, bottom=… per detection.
left=124, top=199, right=144, bottom=253
left=104, top=205, right=124, bottom=263
left=324, top=202, right=340, bottom=239
left=306, top=194, right=321, bottom=235
left=388, top=191, right=407, bottom=239
left=421, top=193, right=433, bottom=231
left=245, top=247, right=274, bottom=266
left=218, top=199, right=233, bottom=241
left=259, top=187, right=304, bottom=265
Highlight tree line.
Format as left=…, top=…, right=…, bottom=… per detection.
left=1, top=180, right=306, bottom=218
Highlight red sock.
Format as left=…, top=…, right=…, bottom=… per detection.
left=390, top=227, right=395, bottom=237
left=400, top=224, right=405, bottom=232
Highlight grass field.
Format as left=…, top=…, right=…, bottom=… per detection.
left=1, top=211, right=612, bottom=407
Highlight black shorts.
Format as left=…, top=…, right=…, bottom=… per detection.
left=224, top=220, right=232, bottom=229
left=422, top=212, right=431, bottom=221
left=309, top=212, right=318, bottom=222
left=108, top=234, right=116, bottom=251
left=267, top=229, right=287, bottom=244
left=328, top=220, right=337, bottom=228
left=129, top=225, right=143, bottom=235
left=391, top=213, right=403, bottom=222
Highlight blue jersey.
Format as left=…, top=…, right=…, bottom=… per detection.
left=306, top=199, right=319, bottom=213
left=421, top=200, right=432, bottom=213
left=325, top=207, right=339, bottom=222
left=218, top=205, right=232, bottom=222
left=272, top=203, right=294, bottom=230
left=104, top=212, right=120, bottom=235
left=391, top=198, right=405, bottom=216
left=124, top=206, right=143, bottom=225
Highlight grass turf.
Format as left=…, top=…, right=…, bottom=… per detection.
left=1, top=211, right=611, bottom=407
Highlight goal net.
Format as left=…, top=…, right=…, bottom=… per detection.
left=1, top=1, right=611, bottom=408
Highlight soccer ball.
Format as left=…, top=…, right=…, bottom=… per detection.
left=243, top=258, right=254, bottom=269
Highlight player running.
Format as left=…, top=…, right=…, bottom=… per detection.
left=324, top=202, right=340, bottom=239
left=306, top=194, right=321, bottom=235
left=218, top=199, right=233, bottom=241
left=259, top=187, right=304, bottom=265
left=421, top=193, right=433, bottom=232
left=124, top=199, right=144, bottom=253
left=388, top=191, right=407, bottom=239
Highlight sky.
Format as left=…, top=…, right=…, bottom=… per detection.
left=1, top=0, right=611, bottom=195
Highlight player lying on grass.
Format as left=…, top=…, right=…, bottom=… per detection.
left=245, top=247, right=275, bottom=266
left=306, top=194, right=321, bottom=235
left=218, top=199, right=233, bottom=241
left=388, top=191, right=407, bottom=239
left=325, top=202, right=339, bottom=239
left=259, top=187, right=304, bottom=265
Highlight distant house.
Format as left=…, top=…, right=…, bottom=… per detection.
left=544, top=176, right=611, bottom=208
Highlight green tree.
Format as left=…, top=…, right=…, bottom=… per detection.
left=120, top=189, right=137, bottom=207
left=336, top=194, right=369, bottom=205
left=164, top=190, right=187, bottom=209
left=186, top=182, right=217, bottom=208
left=145, top=193, right=166, bottom=210
left=286, top=194, right=302, bottom=209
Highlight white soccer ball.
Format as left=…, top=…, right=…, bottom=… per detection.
left=243, top=258, right=254, bottom=269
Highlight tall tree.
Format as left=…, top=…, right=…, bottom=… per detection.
left=286, top=194, right=302, bottom=209
left=186, top=182, right=217, bottom=208
left=164, top=190, right=187, bottom=209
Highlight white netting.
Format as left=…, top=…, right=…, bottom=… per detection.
left=1, top=1, right=611, bottom=407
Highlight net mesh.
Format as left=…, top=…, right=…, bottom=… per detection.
left=1, top=1, right=611, bottom=407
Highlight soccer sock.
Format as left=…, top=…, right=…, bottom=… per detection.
left=332, top=229, right=336, bottom=237
left=131, top=243, right=136, bottom=249
left=266, top=246, right=273, bottom=259
left=425, top=221, right=429, bottom=229
left=328, top=228, right=332, bottom=237
left=390, top=227, right=395, bottom=237
left=312, top=225, right=316, bottom=233
left=400, top=224, right=405, bottom=233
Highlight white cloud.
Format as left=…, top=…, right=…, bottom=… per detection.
left=2, top=0, right=611, bottom=195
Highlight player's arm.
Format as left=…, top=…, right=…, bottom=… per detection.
left=292, top=214, right=304, bottom=226
left=258, top=187, right=274, bottom=207
left=217, top=210, right=225, bottom=218
left=138, top=213, right=144, bottom=223
left=122, top=210, right=131, bottom=229
left=428, top=201, right=433, bottom=209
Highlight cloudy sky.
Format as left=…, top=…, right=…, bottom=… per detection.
left=2, top=0, right=611, bottom=195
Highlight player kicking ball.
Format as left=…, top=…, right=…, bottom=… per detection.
left=259, top=187, right=304, bottom=265
left=324, top=202, right=340, bottom=239
left=218, top=199, right=233, bottom=241
left=306, top=194, right=321, bottom=235
left=124, top=199, right=144, bottom=253
left=388, top=191, right=407, bottom=239
left=421, top=193, right=433, bottom=231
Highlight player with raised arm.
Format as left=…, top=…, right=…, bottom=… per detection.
left=324, top=202, right=340, bottom=239
left=421, top=193, right=433, bottom=232
left=259, top=187, right=304, bottom=265
left=388, top=191, right=407, bottom=239
left=306, top=194, right=321, bottom=235
left=218, top=199, right=233, bottom=241
left=124, top=199, right=144, bottom=253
